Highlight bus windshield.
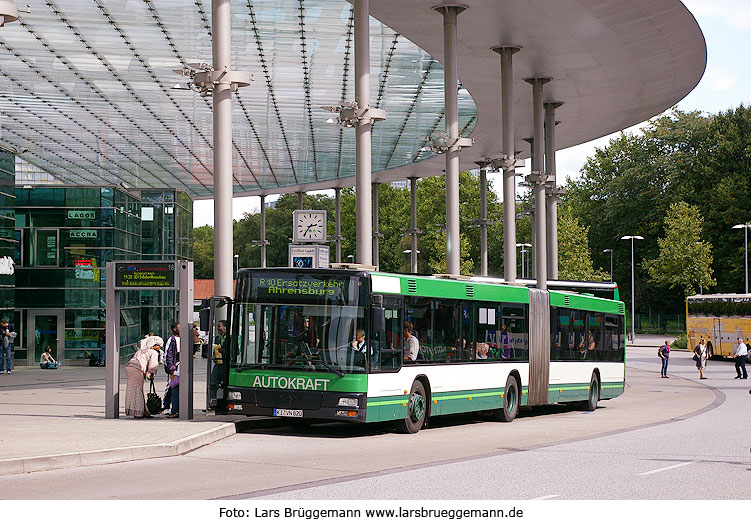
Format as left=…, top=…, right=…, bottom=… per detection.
left=230, top=270, right=369, bottom=374
left=233, top=303, right=367, bottom=374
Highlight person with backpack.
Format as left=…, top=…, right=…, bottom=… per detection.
left=658, top=340, right=670, bottom=378
left=163, top=322, right=180, bottom=417
left=693, top=337, right=708, bottom=380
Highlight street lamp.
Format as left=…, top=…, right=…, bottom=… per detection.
left=347, top=254, right=354, bottom=264
left=732, top=223, right=750, bottom=294
left=516, top=243, right=531, bottom=279
left=234, top=254, right=239, bottom=280
left=603, top=249, right=613, bottom=283
left=620, top=235, right=644, bottom=343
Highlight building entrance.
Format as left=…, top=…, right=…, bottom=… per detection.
left=28, top=310, right=64, bottom=366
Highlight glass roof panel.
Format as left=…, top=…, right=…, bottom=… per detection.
left=0, top=0, right=476, bottom=198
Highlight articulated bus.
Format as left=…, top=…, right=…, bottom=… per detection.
left=204, top=268, right=626, bottom=433
left=686, top=294, right=751, bottom=357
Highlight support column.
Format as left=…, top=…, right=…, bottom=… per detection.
left=525, top=77, right=551, bottom=290
left=523, top=137, right=536, bottom=279
left=260, top=195, right=267, bottom=267
left=545, top=102, right=563, bottom=280
left=354, top=0, right=373, bottom=266
left=335, top=188, right=342, bottom=263
left=494, top=46, right=521, bottom=283
left=372, top=182, right=382, bottom=268
left=297, top=191, right=304, bottom=210
left=480, top=166, right=488, bottom=276
left=435, top=5, right=466, bottom=275
left=212, top=0, right=233, bottom=299
left=409, top=176, right=419, bottom=274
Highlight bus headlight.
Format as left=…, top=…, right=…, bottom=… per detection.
left=338, top=397, right=358, bottom=407
left=228, top=391, right=241, bottom=401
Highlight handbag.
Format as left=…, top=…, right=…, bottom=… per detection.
left=146, top=378, right=163, bottom=415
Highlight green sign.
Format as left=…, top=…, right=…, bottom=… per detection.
left=114, top=261, right=176, bottom=290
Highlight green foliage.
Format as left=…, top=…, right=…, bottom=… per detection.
left=643, top=202, right=716, bottom=297
left=557, top=205, right=610, bottom=281
left=565, top=105, right=751, bottom=314
left=671, top=333, right=687, bottom=349
left=193, top=225, right=215, bottom=279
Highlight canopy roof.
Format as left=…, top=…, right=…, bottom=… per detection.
left=0, top=0, right=705, bottom=199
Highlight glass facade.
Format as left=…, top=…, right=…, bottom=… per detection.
left=13, top=186, right=192, bottom=365
left=0, top=151, right=15, bottom=320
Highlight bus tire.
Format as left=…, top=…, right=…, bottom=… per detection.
left=581, top=373, right=599, bottom=411
left=492, top=375, right=519, bottom=422
left=395, top=380, right=427, bottom=434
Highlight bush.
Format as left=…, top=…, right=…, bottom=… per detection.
left=671, top=333, right=687, bottom=349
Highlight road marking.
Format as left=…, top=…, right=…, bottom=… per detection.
left=533, top=494, right=560, bottom=500
left=637, top=461, right=697, bottom=476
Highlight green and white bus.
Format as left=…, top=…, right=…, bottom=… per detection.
left=205, top=268, right=626, bottom=433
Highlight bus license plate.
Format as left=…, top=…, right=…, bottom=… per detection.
left=274, top=409, right=303, bottom=418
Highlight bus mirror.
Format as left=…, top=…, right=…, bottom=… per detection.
left=199, top=307, right=211, bottom=332
left=372, top=306, right=386, bottom=332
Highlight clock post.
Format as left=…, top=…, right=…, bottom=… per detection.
left=290, top=210, right=330, bottom=269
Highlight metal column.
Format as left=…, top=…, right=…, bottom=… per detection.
left=212, top=0, right=233, bottom=299
left=435, top=5, right=466, bottom=275
left=354, top=0, right=373, bottom=266
left=409, top=176, right=419, bottom=273
left=335, top=188, right=342, bottom=263
left=545, top=102, right=562, bottom=280
left=297, top=191, right=304, bottom=210
left=372, top=182, right=382, bottom=268
left=480, top=166, right=488, bottom=276
left=260, top=196, right=267, bottom=267
left=178, top=262, right=194, bottom=420
left=104, top=263, right=120, bottom=419
left=494, top=46, right=520, bottom=283
left=525, top=77, right=550, bottom=290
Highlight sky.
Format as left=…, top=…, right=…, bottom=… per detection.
left=193, top=0, right=751, bottom=228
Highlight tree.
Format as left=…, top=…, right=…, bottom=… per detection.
left=643, top=202, right=716, bottom=297
left=193, top=225, right=215, bottom=279
left=557, top=206, right=610, bottom=281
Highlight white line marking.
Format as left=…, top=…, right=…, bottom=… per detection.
left=637, top=461, right=697, bottom=476
left=533, top=494, right=560, bottom=500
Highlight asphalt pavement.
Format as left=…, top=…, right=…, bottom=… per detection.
left=0, top=335, right=720, bottom=481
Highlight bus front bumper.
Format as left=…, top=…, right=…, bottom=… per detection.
left=217, top=387, right=368, bottom=422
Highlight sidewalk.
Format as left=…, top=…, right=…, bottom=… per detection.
left=628, top=334, right=682, bottom=348
left=0, top=361, right=252, bottom=476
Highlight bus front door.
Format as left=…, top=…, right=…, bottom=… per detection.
left=204, top=296, right=232, bottom=410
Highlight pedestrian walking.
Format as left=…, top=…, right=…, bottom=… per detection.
left=124, top=335, right=163, bottom=418
left=693, top=337, right=708, bottom=379
left=0, top=319, right=16, bottom=374
left=658, top=340, right=670, bottom=378
left=733, top=337, right=748, bottom=379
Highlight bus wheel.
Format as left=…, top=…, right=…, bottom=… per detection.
left=493, top=375, right=519, bottom=422
left=396, top=381, right=427, bottom=434
left=581, top=374, right=599, bottom=411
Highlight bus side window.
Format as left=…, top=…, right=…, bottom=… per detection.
left=378, top=303, right=403, bottom=372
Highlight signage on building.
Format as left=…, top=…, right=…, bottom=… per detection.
left=0, top=256, right=14, bottom=276
left=114, top=261, right=177, bottom=290
left=68, top=210, right=96, bottom=220
left=69, top=230, right=97, bottom=239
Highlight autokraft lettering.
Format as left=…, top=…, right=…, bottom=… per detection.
left=252, top=375, right=330, bottom=391
left=0, top=256, right=14, bottom=276
left=69, top=230, right=97, bottom=239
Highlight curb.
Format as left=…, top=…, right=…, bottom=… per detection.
left=0, top=422, right=236, bottom=477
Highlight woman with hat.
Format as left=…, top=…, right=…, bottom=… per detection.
left=124, top=335, right=163, bottom=418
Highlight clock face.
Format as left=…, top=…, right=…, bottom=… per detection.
left=294, top=211, right=326, bottom=242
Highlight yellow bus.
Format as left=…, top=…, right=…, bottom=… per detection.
left=686, top=294, right=751, bottom=358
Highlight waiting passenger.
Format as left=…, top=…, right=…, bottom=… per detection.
left=404, top=322, right=419, bottom=362
left=40, top=345, right=59, bottom=369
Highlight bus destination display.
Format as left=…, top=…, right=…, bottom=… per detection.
left=114, top=262, right=177, bottom=290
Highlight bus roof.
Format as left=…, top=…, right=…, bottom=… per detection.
left=687, top=293, right=751, bottom=301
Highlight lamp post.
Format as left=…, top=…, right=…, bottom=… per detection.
left=620, top=235, right=644, bottom=342
left=603, top=249, right=613, bottom=283
left=347, top=254, right=355, bottom=264
left=516, top=243, right=531, bottom=279
left=732, top=224, right=750, bottom=294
